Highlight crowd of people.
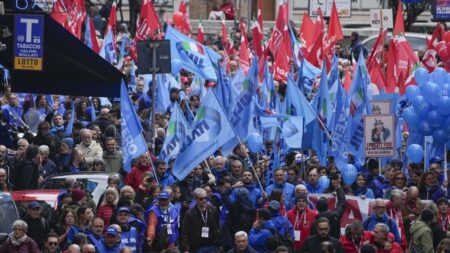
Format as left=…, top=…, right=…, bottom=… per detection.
left=1, top=0, right=450, bottom=253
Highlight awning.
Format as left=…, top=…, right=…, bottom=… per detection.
left=0, top=8, right=124, bottom=98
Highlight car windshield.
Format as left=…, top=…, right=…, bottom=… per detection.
left=0, top=201, right=19, bottom=233
left=41, top=178, right=99, bottom=194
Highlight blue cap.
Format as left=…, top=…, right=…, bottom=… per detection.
left=430, top=156, right=443, bottom=164
left=28, top=201, right=41, bottom=209
left=117, top=207, right=130, bottom=214
left=106, top=226, right=118, bottom=236
left=157, top=191, right=170, bottom=200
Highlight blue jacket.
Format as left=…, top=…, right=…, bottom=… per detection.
left=353, top=187, right=375, bottom=199
left=363, top=213, right=401, bottom=243
left=229, top=183, right=263, bottom=208
left=120, top=226, right=139, bottom=253
left=306, top=182, right=323, bottom=194
left=270, top=213, right=294, bottom=239
left=157, top=172, right=177, bottom=187
left=150, top=205, right=179, bottom=244
left=265, top=182, right=295, bottom=210
left=95, top=240, right=123, bottom=253
left=368, top=176, right=389, bottom=198
left=249, top=220, right=277, bottom=253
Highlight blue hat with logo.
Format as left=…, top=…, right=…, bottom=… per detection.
left=157, top=191, right=170, bottom=200
left=117, top=206, right=130, bottom=214
left=106, top=226, right=118, bottom=236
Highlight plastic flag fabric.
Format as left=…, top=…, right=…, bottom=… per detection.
left=120, top=80, right=148, bottom=172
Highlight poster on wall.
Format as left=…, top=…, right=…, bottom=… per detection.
left=370, top=100, right=392, bottom=115
left=364, top=114, right=395, bottom=157
left=309, top=0, right=352, bottom=17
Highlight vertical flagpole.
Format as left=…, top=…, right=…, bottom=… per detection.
left=149, top=41, right=160, bottom=154
left=203, top=161, right=217, bottom=186
left=445, top=145, right=448, bottom=182
left=424, top=139, right=427, bottom=171
left=147, top=153, right=160, bottom=185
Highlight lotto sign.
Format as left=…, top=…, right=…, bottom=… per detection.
left=14, top=15, right=44, bottom=71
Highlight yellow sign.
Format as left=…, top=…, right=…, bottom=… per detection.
left=14, top=57, right=42, bottom=70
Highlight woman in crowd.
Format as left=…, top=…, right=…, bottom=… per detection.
left=0, top=220, right=40, bottom=253
left=350, top=173, right=375, bottom=199
left=65, top=148, right=88, bottom=173
left=418, top=171, right=440, bottom=200
left=97, top=187, right=119, bottom=228
left=54, top=209, right=76, bottom=247
left=384, top=171, right=408, bottom=199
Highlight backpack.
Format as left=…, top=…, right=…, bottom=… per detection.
left=270, top=229, right=295, bottom=253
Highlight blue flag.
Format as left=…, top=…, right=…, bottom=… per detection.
left=165, top=26, right=220, bottom=81
left=286, top=74, right=316, bottom=125
left=120, top=80, right=148, bottom=172
left=347, top=53, right=373, bottom=167
left=229, top=68, right=246, bottom=94
left=158, top=103, right=189, bottom=163
left=173, top=89, right=238, bottom=180
left=99, top=28, right=117, bottom=65
left=65, top=104, right=75, bottom=137
left=288, top=23, right=302, bottom=70
left=298, top=56, right=321, bottom=95
left=183, top=100, right=195, bottom=125
left=190, top=75, right=207, bottom=99
left=88, top=106, right=96, bottom=121
left=281, top=116, right=304, bottom=149
left=156, top=74, right=171, bottom=113
left=213, top=63, right=238, bottom=117
left=259, top=61, right=276, bottom=110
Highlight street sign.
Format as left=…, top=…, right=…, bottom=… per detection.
left=370, top=9, right=393, bottom=29
left=309, top=0, right=352, bottom=18
left=14, top=14, right=44, bottom=71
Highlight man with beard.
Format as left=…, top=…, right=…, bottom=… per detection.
left=265, top=169, right=295, bottom=210
left=300, top=217, right=344, bottom=253
left=229, top=171, right=265, bottom=208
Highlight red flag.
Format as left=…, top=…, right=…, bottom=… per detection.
left=395, top=35, right=420, bottom=79
left=257, top=0, right=263, bottom=38
left=343, top=68, right=352, bottom=93
left=87, top=16, right=100, bottom=53
left=386, top=40, right=397, bottom=93
left=273, top=44, right=289, bottom=82
left=393, top=0, right=404, bottom=36
left=299, top=12, right=315, bottom=56
left=67, top=0, right=86, bottom=39
left=239, top=19, right=249, bottom=48
left=221, top=19, right=230, bottom=48
left=51, top=0, right=70, bottom=27
left=307, top=31, right=324, bottom=68
left=368, top=60, right=386, bottom=91
left=422, top=25, right=442, bottom=72
left=105, top=0, right=117, bottom=37
left=135, top=0, right=161, bottom=41
left=239, top=35, right=250, bottom=74
left=268, top=4, right=285, bottom=54
left=397, top=69, right=406, bottom=96
left=312, top=8, right=325, bottom=46
left=328, top=1, right=343, bottom=44
left=196, top=20, right=205, bottom=44
left=179, top=0, right=192, bottom=34
left=367, top=29, right=387, bottom=66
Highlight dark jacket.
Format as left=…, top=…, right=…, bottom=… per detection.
left=13, top=159, right=39, bottom=190
left=299, top=234, right=344, bottom=253
left=311, top=187, right=346, bottom=239
left=23, top=215, right=51, bottom=250
left=180, top=204, right=220, bottom=251
left=226, top=246, right=258, bottom=253
left=0, top=236, right=40, bottom=253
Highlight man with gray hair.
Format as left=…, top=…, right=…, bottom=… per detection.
left=372, top=223, right=402, bottom=253
left=181, top=187, right=220, bottom=252
left=386, top=189, right=407, bottom=249
left=226, top=231, right=257, bottom=253
left=81, top=244, right=96, bottom=253
left=363, top=199, right=401, bottom=244
left=38, top=145, right=57, bottom=179
left=75, top=128, right=103, bottom=169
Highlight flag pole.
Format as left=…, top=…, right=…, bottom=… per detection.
left=203, top=161, right=217, bottom=186
left=424, top=139, right=427, bottom=171
left=444, top=145, right=448, bottom=182
left=147, top=150, right=160, bottom=185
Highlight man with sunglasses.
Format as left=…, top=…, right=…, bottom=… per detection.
left=42, top=232, right=61, bottom=253
left=363, top=199, right=401, bottom=244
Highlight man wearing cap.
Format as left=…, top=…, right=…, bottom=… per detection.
left=371, top=119, right=390, bottom=143
left=95, top=225, right=123, bottom=253
left=146, top=191, right=179, bottom=251
left=114, top=207, right=144, bottom=253
left=410, top=209, right=434, bottom=253
left=66, top=188, right=87, bottom=211
left=23, top=201, right=50, bottom=250
left=181, top=187, right=220, bottom=253
left=286, top=193, right=318, bottom=250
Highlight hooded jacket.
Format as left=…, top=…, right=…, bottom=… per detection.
left=409, top=220, right=433, bottom=253
left=249, top=220, right=277, bottom=253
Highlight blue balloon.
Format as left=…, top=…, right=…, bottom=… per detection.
left=423, top=82, right=442, bottom=106
left=403, top=107, right=420, bottom=126
left=418, top=120, right=434, bottom=136
left=412, top=96, right=431, bottom=116
left=433, top=129, right=448, bottom=144
left=431, top=67, right=448, bottom=84
left=426, top=110, right=444, bottom=128
left=342, top=164, right=357, bottom=185
left=441, top=83, right=450, bottom=97
left=318, top=176, right=330, bottom=190
left=407, top=144, right=424, bottom=163
left=438, top=96, right=450, bottom=116
left=405, top=85, right=422, bottom=101
left=246, top=132, right=263, bottom=153
left=414, top=68, right=429, bottom=87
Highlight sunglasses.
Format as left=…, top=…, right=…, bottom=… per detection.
left=197, top=197, right=207, bottom=201
left=48, top=242, right=58, bottom=246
